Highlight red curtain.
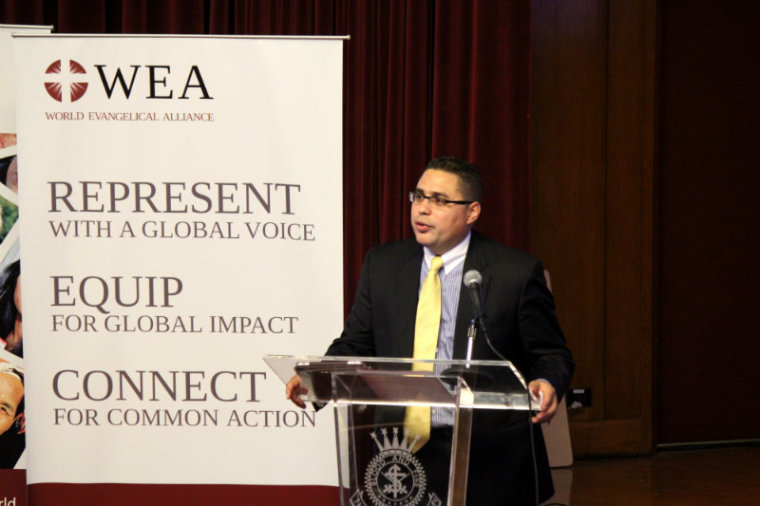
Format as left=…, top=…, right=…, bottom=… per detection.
left=1, top=0, right=530, bottom=315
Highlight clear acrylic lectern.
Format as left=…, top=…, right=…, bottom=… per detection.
left=265, top=355, right=540, bottom=506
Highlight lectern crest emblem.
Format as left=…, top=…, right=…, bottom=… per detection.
left=350, top=427, right=442, bottom=506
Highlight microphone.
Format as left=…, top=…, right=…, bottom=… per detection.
left=462, top=269, right=488, bottom=365
left=463, top=269, right=493, bottom=352
left=463, top=269, right=485, bottom=320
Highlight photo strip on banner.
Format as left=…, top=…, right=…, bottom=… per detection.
left=1, top=23, right=53, bottom=506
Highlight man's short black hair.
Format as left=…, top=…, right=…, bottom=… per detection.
left=425, top=156, right=483, bottom=202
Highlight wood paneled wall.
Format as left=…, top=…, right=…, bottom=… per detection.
left=656, top=1, right=760, bottom=444
left=530, top=0, right=657, bottom=456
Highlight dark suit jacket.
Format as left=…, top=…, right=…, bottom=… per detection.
left=326, top=231, right=574, bottom=505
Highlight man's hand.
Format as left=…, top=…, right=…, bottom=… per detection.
left=285, top=374, right=307, bottom=409
left=529, top=379, right=557, bottom=424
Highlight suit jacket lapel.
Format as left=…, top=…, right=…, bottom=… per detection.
left=453, top=231, right=491, bottom=359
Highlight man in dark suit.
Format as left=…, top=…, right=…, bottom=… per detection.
left=287, top=156, right=574, bottom=505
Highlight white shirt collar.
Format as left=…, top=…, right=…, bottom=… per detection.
left=423, top=231, right=471, bottom=273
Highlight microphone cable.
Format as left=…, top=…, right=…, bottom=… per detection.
left=480, top=330, right=541, bottom=506
left=462, top=269, right=541, bottom=506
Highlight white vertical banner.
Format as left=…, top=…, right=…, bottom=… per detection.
left=15, top=35, right=344, bottom=505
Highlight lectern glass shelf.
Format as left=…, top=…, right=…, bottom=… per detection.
left=264, top=355, right=540, bottom=506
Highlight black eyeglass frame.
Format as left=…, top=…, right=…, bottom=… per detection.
left=408, top=190, right=474, bottom=207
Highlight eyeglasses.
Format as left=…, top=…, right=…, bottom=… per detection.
left=408, top=190, right=474, bottom=208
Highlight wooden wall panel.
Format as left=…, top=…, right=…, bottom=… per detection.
left=530, top=0, right=657, bottom=456
left=604, top=0, right=655, bottom=438
left=530, top=0, right=608, bottom=426
left=657, top=1, right=760, bottom=444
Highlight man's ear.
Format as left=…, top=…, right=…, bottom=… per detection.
left=13, top=413, right=24, bottom=433
left=466, top=201, right=481, bottom=226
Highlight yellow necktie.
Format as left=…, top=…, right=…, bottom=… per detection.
left=404, top=255, right=444, bottom=451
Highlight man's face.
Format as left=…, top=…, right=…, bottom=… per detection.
left=411, top=169, right=480, bottom=255
left=0, top=371, right=23, bottom=435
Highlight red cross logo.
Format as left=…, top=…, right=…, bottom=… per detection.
left=44, top=59, right=88, bottom=102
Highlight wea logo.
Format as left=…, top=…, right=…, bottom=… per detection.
left=45, top=59, right=88, bottom=102
left=44, top=60, right=214, bottom=103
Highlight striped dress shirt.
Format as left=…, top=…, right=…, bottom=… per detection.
left=419, top=232, right=471, bottom=427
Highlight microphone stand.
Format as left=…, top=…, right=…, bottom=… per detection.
left=465, top=318, right=476, bottom=367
